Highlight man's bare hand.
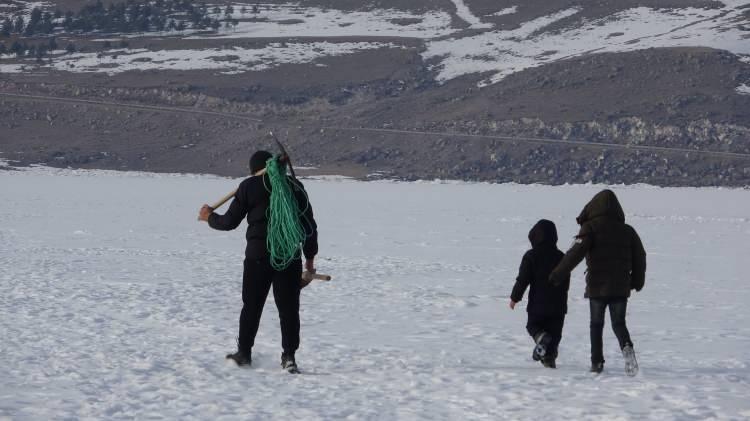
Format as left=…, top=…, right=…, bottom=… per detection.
left=509, top=300, right=517, bottom=310
left=305, top=258, right=315, bottom=274
left=198, top=205, right=214, bottom=222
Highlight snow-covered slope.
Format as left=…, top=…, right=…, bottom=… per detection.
left=1, top=167, right=748, bottom=419
left=425, top=2, right=750, bottom=85
left=2, top=1, right=748, bottom=85
left=0, top=42, right=403, bottom=76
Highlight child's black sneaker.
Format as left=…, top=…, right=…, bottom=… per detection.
left=532, top=332, right=552, bottom=361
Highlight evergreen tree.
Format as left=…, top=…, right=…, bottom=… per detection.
left=48, top=37, right=58, bottom=50
left=10, top=40, right=23, bottom=56
left=63, top=12, right=74, bottom=30
left=35, top=45, right=47, bottom=61
left=13, top=16, right=25, bottom=33
left=137, top=16, right=149, bottom=31
left=154, top=16, right=166, bottom=32
left=1, top=18, right=11, bottom=37
left=29, top=8, right=43, bottom=26
left=0, top=43, right=6, bottom=55
left=23, top=21, right=35, bottom=36
left=41, top=13, right=55, bottom=34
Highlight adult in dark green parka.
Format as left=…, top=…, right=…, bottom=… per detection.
left=550, top=189, right=646, bottom=374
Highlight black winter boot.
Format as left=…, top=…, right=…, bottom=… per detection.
left=533, top=332, right=552, bottom=361
left=590, top=361, right=604, bottom=374
left=226, top=350, right=252, bottom=366
left=281, top=352, right=299, bottom=373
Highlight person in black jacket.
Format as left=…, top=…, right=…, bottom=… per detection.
left=550, top=189, right=646, bottom=375
left=198, top=150, right=318, bottom=372
left=509, top=219, right=570, bottom=368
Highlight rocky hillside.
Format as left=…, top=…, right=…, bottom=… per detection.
left=1, top=0, right=749, bottom=186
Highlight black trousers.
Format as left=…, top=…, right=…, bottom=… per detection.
left=526, top=314, right=565, bottom=359
left=589, top=297, right=633, bottom=364
left=238, top=258, right=302, bottom=354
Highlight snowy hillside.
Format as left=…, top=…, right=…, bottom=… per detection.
left=1, top=166, right=748, bottom=419
left=0, top=0, right=748, bottom=84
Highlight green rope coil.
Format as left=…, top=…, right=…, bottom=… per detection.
left=265, top=156, right=305, bottom=271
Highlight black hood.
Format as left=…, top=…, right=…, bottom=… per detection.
left=249, top=150, right=273, bottom=174
left=576, top=189, right=625, bottom=225
left=528, top=219, right=558, bottom=248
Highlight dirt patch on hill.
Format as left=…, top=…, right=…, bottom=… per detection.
left=359, top=47, right=750, bottom=128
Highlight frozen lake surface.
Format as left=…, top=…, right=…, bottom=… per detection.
left=1, top=166, right=748, bottom=419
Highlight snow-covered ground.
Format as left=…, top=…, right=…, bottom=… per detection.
left=196, top=4, right=455, bottom=39
left=1, top=166, right=748, bottom=419
left=0, top=1, right=50, bottom=21
left=0, top=42, right=401, bottom=75
left=449, top=0, right=492, bottom=29
left=424, top=2, right=750, bottom=85
left=488, top=6, right=518, bottom=17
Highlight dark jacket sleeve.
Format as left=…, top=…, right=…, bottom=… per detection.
left=550, top=224, right=593, bottom=283
left=208, top=185, right=248, bottom=231
left=629, top=226, right=646, bottom=291
left=510, top=251, right=533, bottom=303
left=294, top=180, right=318, bottom=259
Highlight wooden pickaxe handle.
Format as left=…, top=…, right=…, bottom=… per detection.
left=302, top=272, right=332, bottom=281
left=208, top=168, right=268, bottom=210
left=300, top=272, right=332, bottom=288
left=210, top=189, right=237, bottom=210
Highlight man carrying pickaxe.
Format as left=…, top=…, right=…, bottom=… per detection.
left=198, top=147, right=318, bottom=373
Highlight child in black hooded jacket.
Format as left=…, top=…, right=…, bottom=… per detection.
left=509, top=219, right=570, bottom=368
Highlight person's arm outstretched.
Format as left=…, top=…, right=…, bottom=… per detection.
left=199, top=182, right=248, bottom=231
left=550, top=224, right=592, bottom=284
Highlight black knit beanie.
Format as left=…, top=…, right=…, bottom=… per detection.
left=249, top=150, right=272, bottom=174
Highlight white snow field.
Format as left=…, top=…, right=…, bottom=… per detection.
left=1, top=166, right=749, bottom=420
